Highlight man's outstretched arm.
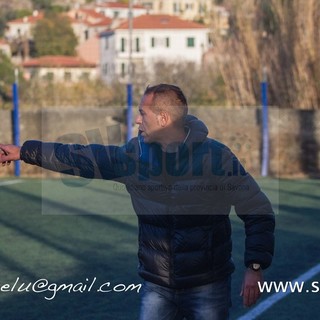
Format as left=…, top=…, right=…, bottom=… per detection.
left=1, top=141, right=135, bottom=181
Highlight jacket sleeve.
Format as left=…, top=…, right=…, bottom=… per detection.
left=220, top=147, right=275, bottom=270
left=20, top=140, right=136, bottom=181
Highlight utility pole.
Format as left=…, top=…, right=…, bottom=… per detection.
left=12, top=68, right=20, bottom=177
left=126, top=0, right=133, bottom=142
left=261, top=67, right=269, bottom=177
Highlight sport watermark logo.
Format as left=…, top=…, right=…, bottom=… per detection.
left=53, top=124, right=248, bottom=187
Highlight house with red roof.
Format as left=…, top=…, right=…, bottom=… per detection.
left=22, top=55, right=98, bottom=82
left=134, top=0, right=229, bottom=32
left=99, top=14, right=209, bottom=83
left=4, top=11, right=44, bottom=41
left=4, top=8, right=111, bottom=66
left=5, top=8, right=112, bottom=45
left=66, top=8, right=113, bottom=66
left=66, top=8, right=112, bottom=44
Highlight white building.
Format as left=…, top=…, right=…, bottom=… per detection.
left=0, top=39, right=11, bottom=57
left=134, top=0, right=211, bottom=20
left=99, top=14, right=209, bottom=83
left=5, top=8, right=112, bottom=45
left=95, top=2, right=149, bottom=20
left=67, top=8, right=112, bottom=44
left=22, top=56, right=98, bottom=82
left=4, top=11, right=44, bottom=40
left=135, top=0, right=230, bottom=33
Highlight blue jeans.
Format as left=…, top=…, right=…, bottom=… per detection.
left=139, top=277, right=232, bottom=320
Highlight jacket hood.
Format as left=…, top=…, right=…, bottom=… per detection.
left=184, top=114, right=209, bottom=147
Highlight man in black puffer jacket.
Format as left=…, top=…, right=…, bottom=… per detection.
left=0, top=84, right=275, bottom=320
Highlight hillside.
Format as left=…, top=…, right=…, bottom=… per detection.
left=0, top=0, right=33, bottom=12
left=0, top=0, right=87, bottom=12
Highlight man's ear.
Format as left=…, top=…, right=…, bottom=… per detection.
left=159, top=111, right=170, bottom=127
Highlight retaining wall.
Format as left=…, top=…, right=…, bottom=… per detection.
left=0, top=107, right=319, bottom=177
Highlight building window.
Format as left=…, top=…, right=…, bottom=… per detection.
left=113, top=11, right=119, bottom=18
left=103, top=63, right=108, bottom=75
left=121, top=63, right=126, bottom=77
left=132, top=63, right=136, bottom=76
left=187, top=37, right=195, bottom=47
left=136, top=38, right=140, bottom=52
left=84, top=29, right=89, bottom=40
left=151, top=37, right=170, bottom=48
left=105, top=37, right=109, bottom=49
left=166, top=37, right=170, bottom=48
left=121, top=38, right=126, bottom=52
left=199, top=4, right=205, bottom=14
left=64, top=72, right=72, bottom=81
left=173, top=3, right=179, bottom=13
left=144, top=2, right=153, bottom=10
left=30, top=69, right=38, bottom=79
left=81, top=72, right=90, bottom=80
left=45, top=72, right=54, bottom=81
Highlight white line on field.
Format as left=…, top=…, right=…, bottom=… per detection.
left=237, top=263, right=320, bottom=320
left=0, top=180, right=23, bottom=187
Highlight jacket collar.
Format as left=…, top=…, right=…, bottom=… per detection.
left=138, top=115, right=208, bottom=160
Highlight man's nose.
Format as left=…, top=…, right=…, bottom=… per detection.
left=135, top=115, right=142, bottom=124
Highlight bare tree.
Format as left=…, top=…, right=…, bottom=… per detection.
left=213, top=0, right=320, bottom=109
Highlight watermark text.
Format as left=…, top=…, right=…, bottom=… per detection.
left=0, top=277, right=141, bottom=300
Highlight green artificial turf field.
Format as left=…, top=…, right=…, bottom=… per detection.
left=0, top=177, right=319, bottom=319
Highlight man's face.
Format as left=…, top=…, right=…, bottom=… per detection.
left=135, top=94, right=162, bottom=143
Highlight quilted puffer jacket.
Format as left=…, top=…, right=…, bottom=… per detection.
left=20, top=115, right=275, bottom=289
